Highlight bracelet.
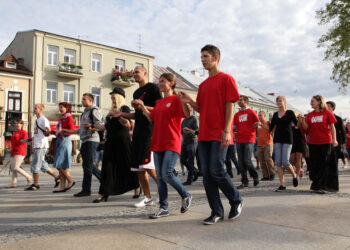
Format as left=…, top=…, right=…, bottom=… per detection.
left=223, top=130, right=230, bottom=133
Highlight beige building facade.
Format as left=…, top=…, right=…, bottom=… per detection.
left=0, top=30, right=154, bottom=125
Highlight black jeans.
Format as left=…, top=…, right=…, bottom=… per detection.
left=326, top=145, right=339, bottom=191
left=80, top=141, right=101, bottom=192
left=309, top=144, right=332, bottom=190
left=180, top=142, right=198, bottom=182
left=225, top=144, right=241, bottom=176
left=236, top=143, right=259, bottom=185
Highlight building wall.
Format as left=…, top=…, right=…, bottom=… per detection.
left=0, top=73, right=30, bottom=154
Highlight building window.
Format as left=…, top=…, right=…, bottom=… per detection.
left=5, top=61, right=17, bottom=69
left=63, top=84, right=75, bottom=103
left=46, top=82, right=57, bottom=104
left=91, top=53, right=101, bottom=72
left=92, top=88, right=101, bottom=107
left=64, top=49, right=76, bottom=64
left=115, top=59, right=125, bottom=71
left=47, top=45, right=58, bottom=66
left=8, top=91, right=22, bottom=112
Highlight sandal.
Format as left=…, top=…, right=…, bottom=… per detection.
left=6, top=184, right=17, bottom=188
left=24, top=184, right=40, bottom=191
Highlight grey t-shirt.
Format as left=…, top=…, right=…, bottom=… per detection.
left=79, top=105, right=103, bottom=143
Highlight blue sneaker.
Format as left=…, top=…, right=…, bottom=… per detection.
left=181, top=194, right=192, bottom=213
left=149, top=208, right=169, bottom=219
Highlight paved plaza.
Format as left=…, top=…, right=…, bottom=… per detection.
left=0, top=161, right=350, bottom=250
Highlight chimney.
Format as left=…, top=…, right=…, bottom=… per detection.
left=17, top=58, right=24, bottom=66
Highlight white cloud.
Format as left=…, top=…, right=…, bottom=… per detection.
left=1, top=0, right=349, bottom=117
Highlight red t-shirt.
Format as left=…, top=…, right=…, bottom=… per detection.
left=305, top=109, right=337, bottom=145
left=234, top=108, right=259, bottom=143
left=150, top=95, right=185, bottom=154
left=56, top=114, right=75, bottom=137
left=346, top=131, right=350, bottom=149
left=11, top=129, right=28, bottom=156
left=196, top=72, right=239, bottom=142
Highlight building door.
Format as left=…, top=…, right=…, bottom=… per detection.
left=5, top=91, right=22, bottom=135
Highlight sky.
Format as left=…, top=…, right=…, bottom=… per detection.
left=1, top=0, right=349, bottom=117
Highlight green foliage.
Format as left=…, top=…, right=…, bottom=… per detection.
left=316, top=0, right=350, bottom=91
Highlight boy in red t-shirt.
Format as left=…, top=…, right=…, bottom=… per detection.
left=179, top=44, right=243, bottom=225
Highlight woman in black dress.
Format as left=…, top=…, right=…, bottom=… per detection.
left=92, top=87, right=139, bottom=203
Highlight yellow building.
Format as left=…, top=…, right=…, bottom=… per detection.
left=0, top=29, right=154, bottom=125
left=0, top=55, right=32, bottom=156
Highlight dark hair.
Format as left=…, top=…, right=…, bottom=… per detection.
left=160, top=73, right=177, bottom=94
left=59, top=102, right=72, bottom=113
left=83, top=93, right=94, bottom=101
left=16, top=119, right=24, bottom=125
left=326, top=101, right=336, bottom=110
left=201, top=44, right=220, bottom=62
left=120, top=105, right=131, bottom=113
left=240, top=95, right=249, bottom=103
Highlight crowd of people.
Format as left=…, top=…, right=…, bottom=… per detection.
left=4, top=44, right=348, bottom=225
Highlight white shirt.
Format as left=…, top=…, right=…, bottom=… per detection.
left=33, top=116, right=50, bottom=149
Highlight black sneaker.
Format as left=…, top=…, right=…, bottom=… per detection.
left=228, top=201, right=243, bottom=220
left=192, top=170, right=200, bottom=182
left=237, top=184, right=248, bottom=189
left=253, top=179, right=259, bottom=187
left=261, top=177, right=270, bottom=181
left=24, top=184, right=40, bottom=191
left=275, top=185, right=286, bottom=192
left=269, top=175, right=275, bottom=181
left=182, top=181, right=193, bottom=186
left=293, top=177, right=298, bottom=187
left=203, top=214, right=223, bottom=225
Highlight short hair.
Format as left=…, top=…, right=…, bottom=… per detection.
left=35, top=103, right=45, bottom=110
left=83, top=93, right=94, bottom=101
left=201, top=44, right=220, bottom=62
left=16, top=119, right=24, bottom=125
left=258, top=110, right=266, bottom=116
left=240, top=95, right=249, bottom=103
left=276, top=96, right=287, bottom=104
left=134, top=65, right=147, bottom=73
left=59, top=102, right=72, bottom=113
left=326, top=101, right=336, bottom=110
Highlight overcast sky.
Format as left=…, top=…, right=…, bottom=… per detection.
left=1, top=0, right=349, bottom=117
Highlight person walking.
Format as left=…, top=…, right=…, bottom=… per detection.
left=257, top=111, right=275, bottom=181
left=178, top=45, right=243, bottom=225
left=181, top=115, right=199, bottom=185
left=234, top=96, right=260, bottom=189
left=298, top=95, right=337, bottom=193
left=52, top=102, right=75, bottom=193
left=63, top=93, right=103, bottom=197
left=91, top=87, right=139, bottom=203
left=7, top=120, right=32, bottom=188
left=25, top=104, right=59, bottom=190
left=110, top=66, right=161, bottom=208
left=134, top=73, right=192, bottom=218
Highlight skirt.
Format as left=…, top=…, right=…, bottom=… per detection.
left=53, top=136, right=72, bottom=169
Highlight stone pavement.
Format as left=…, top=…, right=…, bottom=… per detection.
left=0, top=162, right=350, bottom=250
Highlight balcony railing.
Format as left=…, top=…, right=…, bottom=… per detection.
left=57, top=63, right=83, bottom=79
left=111, top=68, right=135, bottom=87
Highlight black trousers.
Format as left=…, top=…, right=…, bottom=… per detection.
left=309, top=144, right=332, bottom=190
left=327, top=146, right=340, bottom=191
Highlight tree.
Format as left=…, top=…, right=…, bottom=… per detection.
left=316, top=0, right=350, bottom=91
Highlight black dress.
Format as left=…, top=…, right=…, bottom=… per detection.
left=99, top=116, right=139, bottom=195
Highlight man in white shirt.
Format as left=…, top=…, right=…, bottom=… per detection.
left=25, top=104, right=59, bottom=190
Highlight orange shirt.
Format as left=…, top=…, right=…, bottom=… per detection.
left=257, top=121, right=273, bottom=146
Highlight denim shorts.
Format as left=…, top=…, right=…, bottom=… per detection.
left=274, top=143, right=292, bottom=167
left=30, top=148, right=50, bottom=173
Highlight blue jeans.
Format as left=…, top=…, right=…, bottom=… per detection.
left=274, top=143, right=292, bottom=167
left=80, top=141, right=101, bottom=192
left=180, top=142, right=198, bottom=182
left=198, top=141, right=242, bottom=217
left=236, top=143, right=259, bottom=185
left=154, top=151, right=190, bottom=210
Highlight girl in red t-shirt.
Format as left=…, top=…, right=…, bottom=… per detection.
left=7, top=119, right=32, bottom=188
left=52, top=102, right=76, bottom=193
left=133, top=73, right=192, bottom=219
left=298, top=95, right=337, bottom=193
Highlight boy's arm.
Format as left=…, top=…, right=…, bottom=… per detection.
left=222, top=102, right=234, bottom=148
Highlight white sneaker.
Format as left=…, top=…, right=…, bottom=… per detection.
left=134, top=197, right=153, bottom=208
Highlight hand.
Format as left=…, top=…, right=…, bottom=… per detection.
left=333, top=140, right=338, bottom=147
left=178, top=91, right=192, bottom=104
left=297, top=114, right=304, bottom=122
left=83, top=123, right=92, bottom=130
left=183, top=127, right=195, bottom=134
left=254, top=122, right=260, bottom=128
left=221, top=132, right=231, bottom=148
left=131, top=99, right=143, bottom=110
left=20, top=139, right=26, bottom=144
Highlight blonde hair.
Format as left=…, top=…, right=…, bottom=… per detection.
left=276, top=96, right=287, bottom=108
left=35, top=103, right=45, bottom=110
left=111, top=93, right=125, bottom=110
